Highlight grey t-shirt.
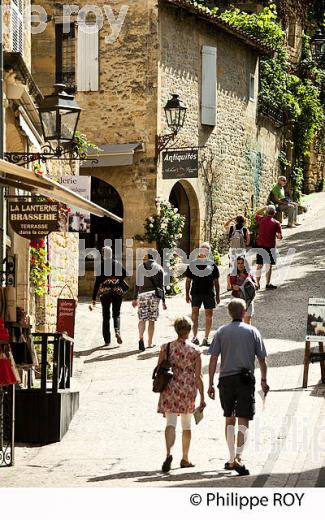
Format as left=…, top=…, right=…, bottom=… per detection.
left=209, top=321, right=267, bottom=378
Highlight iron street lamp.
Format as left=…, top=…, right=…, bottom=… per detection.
left=156, top=94, right=187, bottom=157
left=311, top=29, right=325, bottom=60
left=39, top=83, right=80, bottom=144
left=5, top=84, right=96, bottom=166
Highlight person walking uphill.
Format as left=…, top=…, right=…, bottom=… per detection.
left=208, top=299, right=269, bottom=476
left=157, top=316, right=205, bottom=473
left=91, top=246, right=128, bottom=347
left=255, top=205, right=283, bottom=290
left=132, top=254, right=167, bottom=352
left=185, top=242, right=220, bottom=347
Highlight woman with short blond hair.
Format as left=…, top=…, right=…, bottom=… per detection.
left=157, top=316, right=205, bottom=473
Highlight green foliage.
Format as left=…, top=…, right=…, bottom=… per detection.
left=246, top=208, right=259, bottom=245
left=211, top=239, right=222, bottom=265
left=73, top=131, right=101, bottom=156
left=30, top=240, right=51, bottom=296
left=144, top=199, right=185, bottom=296
left=219, top=4, right=285, bottom=49
left=144, top=199, right=185, bottom=251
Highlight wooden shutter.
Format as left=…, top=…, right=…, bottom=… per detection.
left=77, top=24, right=99, bottom=92
left=11, top=0, right=23, bottom=55
left=201, top=46, right=217, bottom=126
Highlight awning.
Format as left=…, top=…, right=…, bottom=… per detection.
left=0, top=159, right=123, bottom=222
left=81, top=142, right=144, bottom=168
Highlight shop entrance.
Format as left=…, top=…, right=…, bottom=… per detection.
left=80, top=177, right=123, bottom=253
left=169, top=181, right=200, bottom=255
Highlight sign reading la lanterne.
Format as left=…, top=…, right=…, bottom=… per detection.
left=162, top=149, right=199, bottom=179
left=9, top=201, right=59, bottom=239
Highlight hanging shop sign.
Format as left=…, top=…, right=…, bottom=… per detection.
left=59, top=176, right=91, bottom=233
left=162, top=149, right=199, bottom=179
left=306, top=297, right=325, bottom=341
left=57, top=298, right=76, bottom=339
left=8, top=201, right=59, bottom=239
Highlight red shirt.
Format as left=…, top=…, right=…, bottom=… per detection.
left=255, top=214, right=282, bottom=248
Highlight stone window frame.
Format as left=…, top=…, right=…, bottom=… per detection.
left=249, top=73, right=256, bottom=102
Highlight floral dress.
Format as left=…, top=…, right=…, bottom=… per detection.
left=158, top=339, right=201, bottom=415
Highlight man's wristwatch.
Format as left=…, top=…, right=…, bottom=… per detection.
left=261, top=378, right=267, bottom=382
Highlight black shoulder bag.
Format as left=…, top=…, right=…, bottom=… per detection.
left=152, top=342, right=173, bottom=393
left=150, top=274, right=165, bottom=300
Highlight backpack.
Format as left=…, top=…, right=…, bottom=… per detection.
left=229, top=227, right=246, bottom=249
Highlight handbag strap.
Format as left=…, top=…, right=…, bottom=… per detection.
left=166, top=342, right=171, bottom=361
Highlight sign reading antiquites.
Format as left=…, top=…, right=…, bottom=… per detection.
left=162, top=149, right=199, bottom=179
left=9, top=201, right=59, bottom=239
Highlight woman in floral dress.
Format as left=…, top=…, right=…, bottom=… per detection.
left=157, top=316, right=205, bottom=472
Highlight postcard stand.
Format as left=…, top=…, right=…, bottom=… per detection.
left=303, top=341, right=325, bottom=388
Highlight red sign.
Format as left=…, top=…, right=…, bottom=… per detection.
left=56, top=299, right=76, bottom=339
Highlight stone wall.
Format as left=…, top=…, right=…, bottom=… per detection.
left=158, top=5, right=282, bottom=252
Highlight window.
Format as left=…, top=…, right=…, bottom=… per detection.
left=201, top=45, right=217, bottom=126
left=11, top=0, right=23, bottom=54
left=56, top=24, right=76, bottom=93
left=288, top=22, right=296, bottom=48
left=249, top=73, right=256, bottom=101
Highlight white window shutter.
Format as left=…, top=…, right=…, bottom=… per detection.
left=11, top=0, right=23, bottom=54
left=77, top=25, right=99, bottom=92
left=201, top=46, right=217, bottom=126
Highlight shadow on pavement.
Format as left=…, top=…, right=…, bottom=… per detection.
left=87, top=466, right=325, bottom=487
left=87, top=469, right=232, bottom=484
left=84, top=349, right=140, bottom=363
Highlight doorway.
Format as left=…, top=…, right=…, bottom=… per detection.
left=169, top=182, right=191, bottom=254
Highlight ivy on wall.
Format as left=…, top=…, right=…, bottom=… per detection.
left=190, top=1, right=325, bottom=200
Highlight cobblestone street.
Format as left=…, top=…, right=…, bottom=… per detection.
left=1, top=193, right=325, bottom=488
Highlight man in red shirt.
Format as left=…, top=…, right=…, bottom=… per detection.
left=255, top=205, right=283, bottom=290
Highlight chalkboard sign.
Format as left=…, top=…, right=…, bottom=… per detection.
left=57, top=299, right=76, bottom=339
left=162, top=149, right=198, bottom=179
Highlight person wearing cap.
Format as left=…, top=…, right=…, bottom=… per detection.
left=255, top=205, right=283, bottom=290
left=185, top=242, right=220, bottom=347
left=270, top=176, right=301, bottom=228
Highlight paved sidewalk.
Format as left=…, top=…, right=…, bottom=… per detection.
left=1, top=193, right=325, bottom=487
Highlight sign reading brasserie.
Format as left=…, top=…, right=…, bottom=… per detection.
left=9, top=201, right=59, bottom=239
left=162, top=149, right=199, bottom=179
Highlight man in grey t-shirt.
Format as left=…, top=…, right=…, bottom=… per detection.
left=208, top=299, right=269, bottom=476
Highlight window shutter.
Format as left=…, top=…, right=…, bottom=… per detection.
left=201, top=46, right=217, bottom=126
left=11, top=0, right=23, bottom=55
left=77, top=24, right=99, bottom=92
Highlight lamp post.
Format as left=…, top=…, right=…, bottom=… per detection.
left=156, top=94, right=187, bottom=157
left=4, top=84, right=95, bottom=166
left=311, top=29, right=325, bottom=61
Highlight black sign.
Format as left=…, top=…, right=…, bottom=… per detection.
left=162, top=149, right=199, bottom=179
left=9, top=201, right=59, bottom=239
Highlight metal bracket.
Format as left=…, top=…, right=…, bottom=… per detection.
left=4, top=144, right=99, bottom=167
left=155, top=132, right=177, bottom=157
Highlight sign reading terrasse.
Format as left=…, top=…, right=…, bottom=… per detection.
left=162, top=149, right=199, bottom=179
left=9, top=201, right=59, bottom=239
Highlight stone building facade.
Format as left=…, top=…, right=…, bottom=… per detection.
left=31, top=0, right=283, bottom=294
left=1, top=0, right=79, bottom=330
